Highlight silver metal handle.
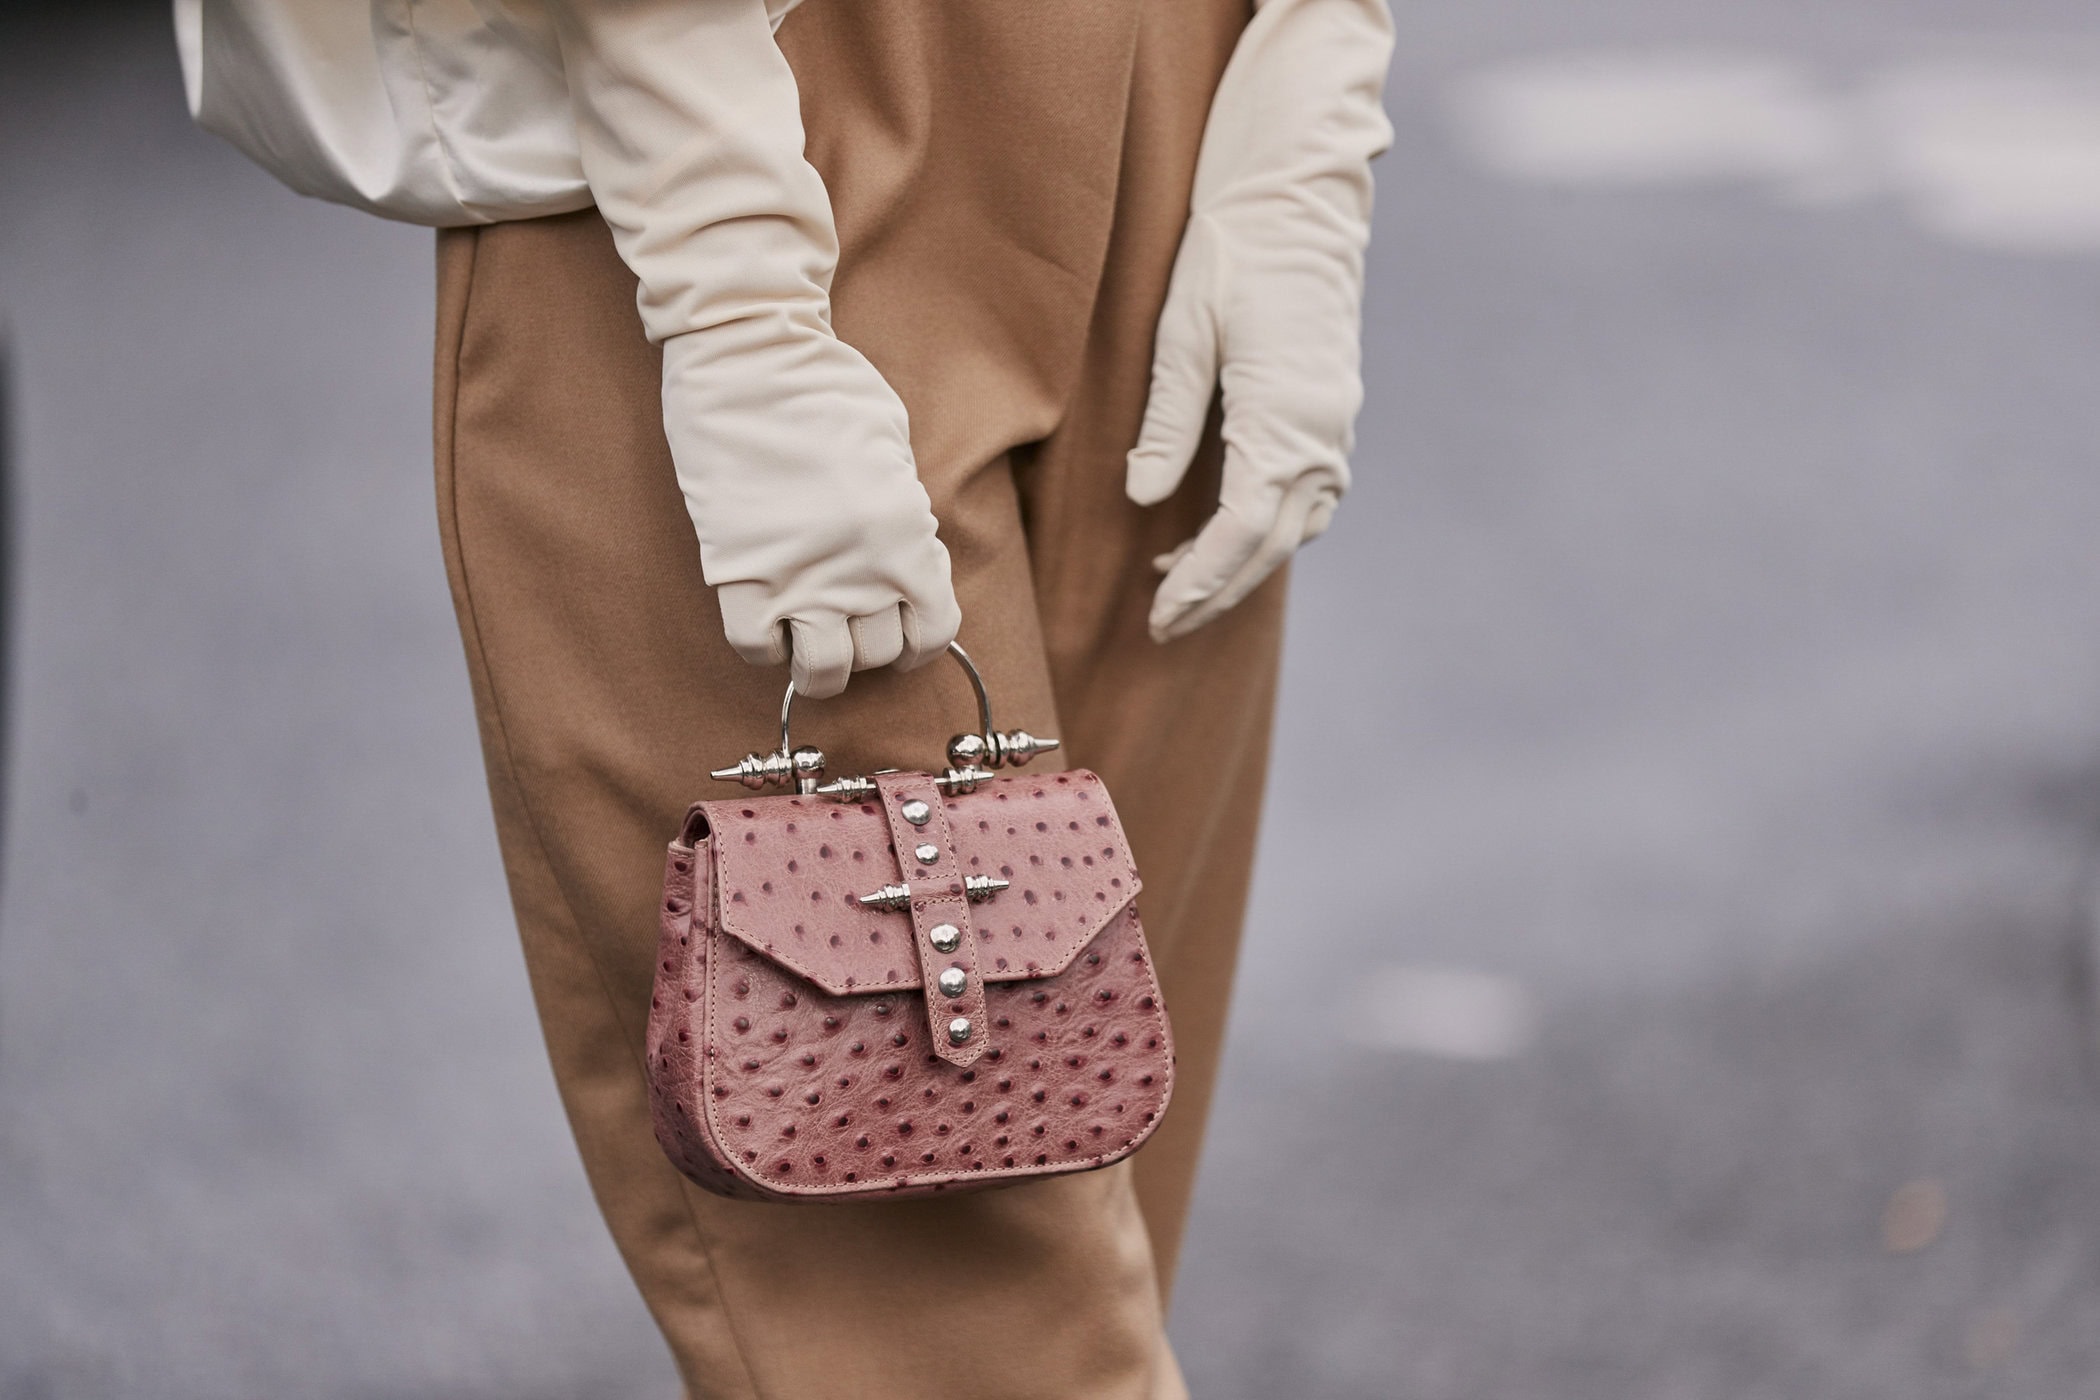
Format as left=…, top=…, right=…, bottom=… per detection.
left=779, top=640, right=994, bottom=763
left=709, top=641, right=1059, bottom=797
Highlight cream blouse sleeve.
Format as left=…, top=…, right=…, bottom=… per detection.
left=173, top=0, right=802, bottom=228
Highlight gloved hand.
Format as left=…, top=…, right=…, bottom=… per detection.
left=551, top=0, right=958, bottom=697
left=1125, top=0, right=1394, bottom=643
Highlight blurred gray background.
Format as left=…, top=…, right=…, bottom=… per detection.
left=6, top=1, right=2100, bottom=1396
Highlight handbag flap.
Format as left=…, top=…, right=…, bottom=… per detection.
left=698, top=769, right=1141, bottom=997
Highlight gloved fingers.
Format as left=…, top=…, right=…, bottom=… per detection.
left=846, top=607, right=906, bottom=672
left=714, top=547, right=958, bottom=691
left=1148, top=473, right=1340, bottom=643
left=787, top=614, right=855, bottom=699
left=717, top=580, right=794, bottom=667
left=1125, top=223, right=1224, bottom=507
left=894, top=579, right=963, bottom=672
left=1147, top=508, right=1278, bottom=644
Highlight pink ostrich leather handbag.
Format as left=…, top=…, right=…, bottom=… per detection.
left=645, top=644, right=1175, bottom=1202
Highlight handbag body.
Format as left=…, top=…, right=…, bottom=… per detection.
left=645, top=647, right=1175, bottom=1202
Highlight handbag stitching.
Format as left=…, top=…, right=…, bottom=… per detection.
left=674, top=773, right=1175, bottom=1200
left=690, top=894, right=1176, bottom=1198
left=704, top=772, right=1143, bottom=995
left=874, top=771, right=988, bottom=1069
left=693, top=912, right=1177, bottom=1197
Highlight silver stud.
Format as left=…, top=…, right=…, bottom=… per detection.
left=937, top=966, right=967, bottom=998
left=947, top=1017, right=972, bottom=1045
left=789, top=746, right=827, bottom=787
left=901, top=799, right=932, bottom=826
left=928, top=923, right=961, bottom=953
left=914, top=842, right=940, bottom=864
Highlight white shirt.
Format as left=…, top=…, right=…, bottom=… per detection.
left=176, top=0, right=802, bottom=230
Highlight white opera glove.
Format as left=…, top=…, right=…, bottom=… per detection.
left=551, top=0, right=957, bottom=698
left=1125, top=0, right=1394, bottom=643
left=661, top=313, right=959, bottom=701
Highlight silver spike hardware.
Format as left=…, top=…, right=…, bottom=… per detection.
left=932, top=764, right=995, bottom=796
left=710, top=745, right=826, bottom=793
left=989, top=729, right=1060, bottom=767
left=813, top=765, right=998, bottom=802
left=707, top=646, right=1059, bottom=801
left=857, top=874, right=1009, bottom=911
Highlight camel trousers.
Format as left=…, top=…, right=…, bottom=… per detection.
left=432, top=2, right=1280, bottom=1395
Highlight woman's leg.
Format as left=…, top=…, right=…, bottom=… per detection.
left=782, top=0, right=1278, bottom=1291
left=1001, top=0, right=1284, bottom=1293
left=438, top=202, right=1178, bottom=1397
left=433, top=1, right=1268, bottom=1392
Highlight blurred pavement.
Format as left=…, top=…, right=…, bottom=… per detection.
left=6, top=2, right=2100, bottom=1397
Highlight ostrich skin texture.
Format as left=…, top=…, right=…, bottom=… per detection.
left=645, top=769, right=1176, bottom=1202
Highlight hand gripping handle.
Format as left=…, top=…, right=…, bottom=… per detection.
left=708, top=641, right=1059, bottom=797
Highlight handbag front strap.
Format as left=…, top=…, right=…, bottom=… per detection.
left=872, top=771, right=990, bottom=1069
